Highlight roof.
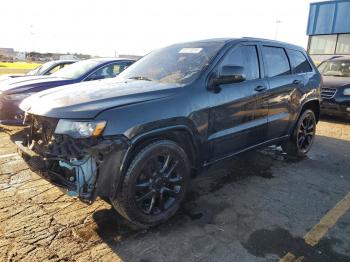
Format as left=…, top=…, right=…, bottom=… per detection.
left=307, top=0, right=350, bottom=35
left=88, top=57, right=137, bottom=62
left=51, top=59, right=77, bottom=63
left=241, top=37, right=303, bottom=49
left=171, top=37, right=303, bottom=50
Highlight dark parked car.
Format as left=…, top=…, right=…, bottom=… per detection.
left=0, top=58, right=135, bottom=125
left=17, top=38, right=321, bottom=227
left=318, top=56, right=350, bottom=119
left=0, top=60, right=77, bottom=82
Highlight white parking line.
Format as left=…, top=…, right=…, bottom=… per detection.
left=0, top=153, right=18, bottom=159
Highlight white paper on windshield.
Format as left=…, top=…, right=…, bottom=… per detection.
left=179, top=48, right=203, bottom=54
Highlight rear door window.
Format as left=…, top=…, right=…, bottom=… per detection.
left=287, top=50, right=313, bottom=74
left=262, top=46, right=291, bottom=77
left=221, top=45, right=260, bottom=80
left=89, top=62, right=124, bottom=80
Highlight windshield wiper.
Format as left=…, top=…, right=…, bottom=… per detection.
left=128, top=76, right=152, bottom=81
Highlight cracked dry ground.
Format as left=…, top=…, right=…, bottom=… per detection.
left=1, top=118, right=350, bottom=262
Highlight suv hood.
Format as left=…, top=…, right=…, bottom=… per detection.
left=322, top=76, right=350, bottom=89
left=20, top=78, right=182, bottom=119
left=0, top=76, right=73, bottom=94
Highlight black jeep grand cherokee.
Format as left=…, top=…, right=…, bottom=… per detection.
left=17, top=38, right=321, bottom=227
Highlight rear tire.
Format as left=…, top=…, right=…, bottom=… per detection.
left=111, top=140, right=190, bottom=228
left=283, top=109, right=316, bottom=158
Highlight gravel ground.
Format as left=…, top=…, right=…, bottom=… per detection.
left=0, top=117, right=349, bottom=262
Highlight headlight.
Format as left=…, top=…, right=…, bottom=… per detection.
left=54, top=120, right=107, bottom=138
left=4, top=92, right=35, bottom=101
left=343, top=88, right=350, bottom=96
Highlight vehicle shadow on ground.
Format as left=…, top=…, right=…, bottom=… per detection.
left=91, top=146, right=300, bottom=252
left=320, top=115, right=350, bottom=126
left=90, top=135, right=350, bottom=261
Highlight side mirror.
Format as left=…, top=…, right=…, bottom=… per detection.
left=212, top=65, right=246, bottom=87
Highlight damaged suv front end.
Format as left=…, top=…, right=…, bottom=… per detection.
left=17, top=114, right=129, bottom=203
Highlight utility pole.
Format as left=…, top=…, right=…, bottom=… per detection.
left=275, top=20, right=282, bottom=40
left=30, top=24, right=35, bottom=52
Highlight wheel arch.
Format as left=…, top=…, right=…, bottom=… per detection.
left=289, top=99, right=320, bottom=137
left=300, top=99, right=320, bottom=123
left=120, top=125, right=200, bottom=182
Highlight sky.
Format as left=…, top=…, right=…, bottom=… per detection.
left=0, top=0, right=319, bottom=57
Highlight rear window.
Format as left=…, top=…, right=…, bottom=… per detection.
left=262, top=46, right=291, bottom=78
left=287, top=50, right=313, bottom=74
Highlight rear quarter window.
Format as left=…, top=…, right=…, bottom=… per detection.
left=287, top=49, right=313, bottom=74
left=262, top=46, right=291, bottom=78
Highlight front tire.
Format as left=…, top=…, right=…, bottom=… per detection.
left=283, top=109, right=316, bottom=158
left=111, top=140, right=190, bottom=227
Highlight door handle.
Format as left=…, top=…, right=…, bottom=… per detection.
left=254, top=85, right=267, bottom=92
left=293, top=79, right=301, bottom=85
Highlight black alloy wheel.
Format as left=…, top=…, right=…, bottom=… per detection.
left=283, top=109, right=316, bottom=157
left=111, top=140, right=190, bottom=227
left=296, top=111, right=316, bottom=153
left=134, top=151, right=184, bottom=215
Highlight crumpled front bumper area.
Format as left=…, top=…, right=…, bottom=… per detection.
left=15, top=114, right=130, bottom=203
left=16, top=140, right=77, bottom=193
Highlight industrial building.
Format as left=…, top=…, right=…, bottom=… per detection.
left=307, top=0, right=350, bottom=63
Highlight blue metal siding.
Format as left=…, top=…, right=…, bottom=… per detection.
left=307, top=0, right=350, bottom=35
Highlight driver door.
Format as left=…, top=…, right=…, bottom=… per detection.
left=207, top=44, right=269, bottom=161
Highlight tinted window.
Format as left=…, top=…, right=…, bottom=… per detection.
left=262, top=46, right=291, bottom=77
left=287, top=50, right=312, bottom=74
left=221, top=45, right=260, bottom=80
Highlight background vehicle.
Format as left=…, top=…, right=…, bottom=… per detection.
left=0, top=58, right=136, bottom=125
left=318, top=56, right=350, bottom=119
left=17, top=38, right=321, bottom=227
left=0, top=60, right=77, bottom=82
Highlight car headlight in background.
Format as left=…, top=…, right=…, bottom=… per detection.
left=4, top=92, right=36, bottom=101
left=343, top=88, right=350, bottom=96
left=54, top=120, right=107, bottom=138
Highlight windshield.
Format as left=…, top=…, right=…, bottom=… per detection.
left=26, top=61, right=55, bottom=76
left=51, top=60, right=101, bottom=79
left=26, top=65, right=42, bottom=76
left=318, top=60, right=350, bottom=77
left=118, top=41, right=225, bottom=84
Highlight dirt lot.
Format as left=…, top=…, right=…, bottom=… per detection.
left=0, top=118, right=349, bottom=262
